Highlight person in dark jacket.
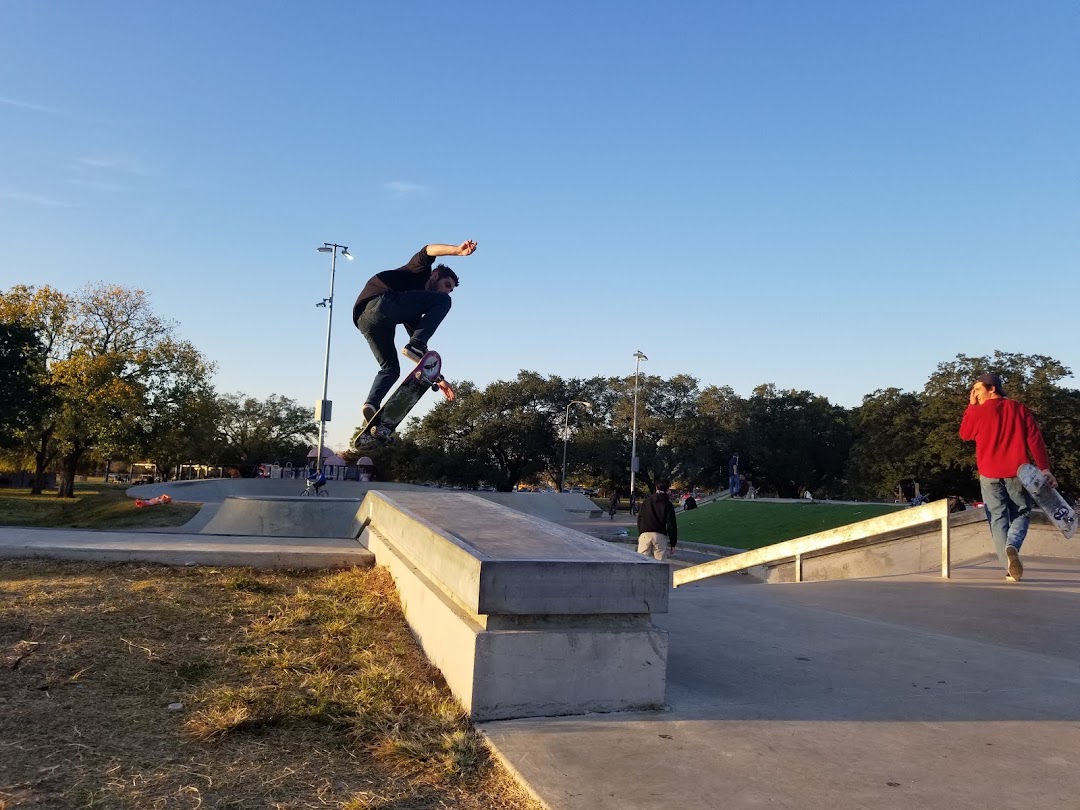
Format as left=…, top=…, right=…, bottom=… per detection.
left=637, top=479, right=678, bottom=560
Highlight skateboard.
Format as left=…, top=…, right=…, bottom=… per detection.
left=352, top=350, right=452, bottom=449
left=1017, top=463, right=1077, bottom=539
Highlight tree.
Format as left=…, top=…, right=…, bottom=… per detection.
left=140, top=365, right=222, bottom=480
left=0, top=323, right=52, bottom=450
left=0, top=285, right=70, bottom=492
left=406, top=373, right=563, bottom=490
left=845, top=388, right=924, bottom=501
left=744, top=384, right=853, bottom=498
left=0, top=283, right=218, bottom=496
left=216, top=393, right=316, bottom=475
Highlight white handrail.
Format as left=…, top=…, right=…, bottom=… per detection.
left=672, top=499, right=952, bottom=587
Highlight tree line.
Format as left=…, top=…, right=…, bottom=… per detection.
left=5, top=283, right=1079, bottom=503
left=0, top=284, right=316, bottom=495
left=374, top=355, right=1080, bottom=502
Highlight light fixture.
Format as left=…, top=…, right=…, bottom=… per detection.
left=311, top=242, right=353, bottom=480
left=630, top=350, right=648, bottom=498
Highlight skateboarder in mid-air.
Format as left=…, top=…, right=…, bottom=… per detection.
left=352, top=240, right=477, bottom=426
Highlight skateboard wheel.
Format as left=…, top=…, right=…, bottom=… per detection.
left=431, top=383, right=440, bottom=391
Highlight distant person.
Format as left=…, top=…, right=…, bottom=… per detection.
left=629, top=491, right=639, bottom=516
left=683, top=494, right=697, bottom=510
left=352, top=240, right=476, bottom=431
left=637, top=479, right=679, bottom=561
left=948, top=495, right=967, bottom=513
left=745, top=478, right=759, bottom=500
left=728, top=453, right=740, bottom=497
left=306, top=470, right=327, bottom=494
left=609, top=488, right=619, bottom=520
left=959, top=372, right=1057, bottom=582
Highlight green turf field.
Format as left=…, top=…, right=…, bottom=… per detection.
left=666, top=499, right=905, bottom=550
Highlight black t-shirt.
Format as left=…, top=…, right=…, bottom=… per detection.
left=352, top=247, right=435, bottom=323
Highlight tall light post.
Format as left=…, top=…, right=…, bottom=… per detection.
left=561, top=400, right=592, bottom=492
left=313, top=242, right=353, bottom=475
left=629, top=350, right=648, bottom=498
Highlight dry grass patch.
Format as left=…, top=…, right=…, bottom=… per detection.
left=0, top=560, right=541, bottom=809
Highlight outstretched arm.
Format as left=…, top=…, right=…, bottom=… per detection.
left=425, top=240, right=478, bottom=258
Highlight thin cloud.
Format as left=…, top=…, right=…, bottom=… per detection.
left=383, top=180, right=431, bottom=198
left=0, top=95, right=63, bottom=115
left=0, top=190, right=75, bottom=207
left=76, top=155, right=153, bottom=178
left=67, top=178, right=133, bottom=193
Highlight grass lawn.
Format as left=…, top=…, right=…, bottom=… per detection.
left=0, top=559, right=540, bottom=810
left=0, top=482, right=200, bottom=530
left=666, top=499, right=904, bottom=550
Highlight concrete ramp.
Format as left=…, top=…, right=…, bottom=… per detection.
left=127, top=478, right=428, bottom=503
left=200, top=496, right=366, bottom=538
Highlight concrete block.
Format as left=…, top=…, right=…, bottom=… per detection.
left=359, top=491, right=669, bottom=615
left=358, top=491, right=670, bottom=720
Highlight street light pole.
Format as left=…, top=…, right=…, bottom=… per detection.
left=314, top=242, right=353, bottom=476
left=561, top=400, right=592, bottom=492
left=629, top=350, right=648, bottom=498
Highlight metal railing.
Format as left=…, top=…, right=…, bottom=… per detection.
left=672, top=499, right=952, bottom=587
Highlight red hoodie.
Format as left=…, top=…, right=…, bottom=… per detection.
left=958, top=398, right=1049, bottom=478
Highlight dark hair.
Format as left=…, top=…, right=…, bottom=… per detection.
left=433, top=264, right=460, bottom=287
left=656, top=479, right=670, bottom=492
left=975, top=372, right=1005, bottom=397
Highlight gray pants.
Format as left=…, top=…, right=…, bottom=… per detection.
left=637, top=531, right=670, bottom=561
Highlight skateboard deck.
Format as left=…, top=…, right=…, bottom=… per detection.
left=352, top=350, right=449, bottom=449
left=1017, top=463, right=1077, bottom=539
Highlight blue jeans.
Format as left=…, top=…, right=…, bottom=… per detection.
left=979, top=475, right=1032, bottom=566
left=355, top=290, right=451, bottom=408
left=729, top=474, right=739, bottom=497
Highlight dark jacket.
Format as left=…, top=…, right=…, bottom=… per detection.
left=637, top=491, right=678, bottom=547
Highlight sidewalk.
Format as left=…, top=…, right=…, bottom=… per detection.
left=0, top=525, right=373, bottom=569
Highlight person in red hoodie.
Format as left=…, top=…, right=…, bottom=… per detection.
left=958, top=372, right=1058, bottom=582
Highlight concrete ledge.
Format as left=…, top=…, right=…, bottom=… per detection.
left=358, top=491, right=669, bottom=720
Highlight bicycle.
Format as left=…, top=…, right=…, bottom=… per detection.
left=301, top=473, right=329, bottom=496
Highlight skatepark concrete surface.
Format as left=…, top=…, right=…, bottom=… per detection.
left=0, top=480, right=622, bottom=570
left=4, top=479, right=1080, bottom=808
left=482, top=555, right=1080, bottom=810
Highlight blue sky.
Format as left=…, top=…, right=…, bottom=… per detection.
left=2, top=1, right=1078, bottom=451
